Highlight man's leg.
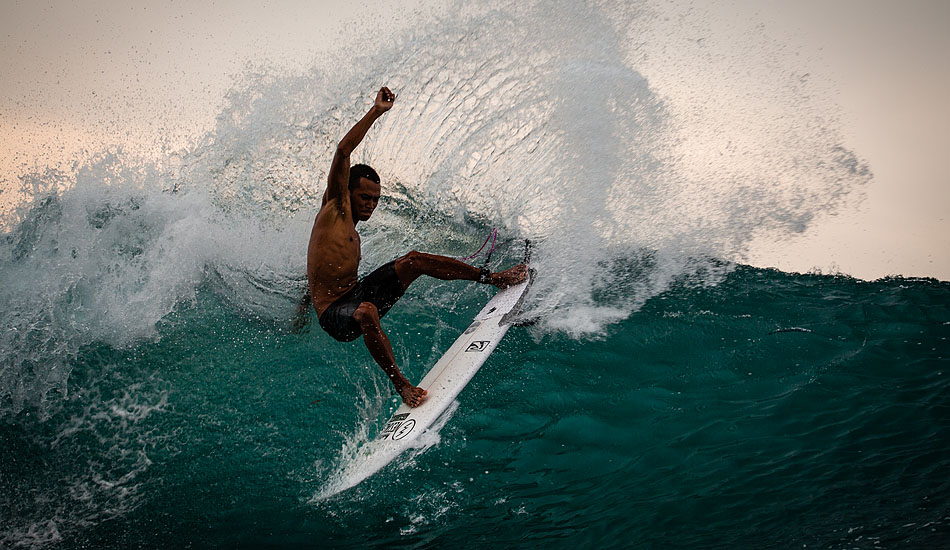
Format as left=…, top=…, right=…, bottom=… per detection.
left=393, top=250, right=526, bottom=289
left=291, top=289, right=312, bottom=333
left=353, top=301, right=427, bottom=407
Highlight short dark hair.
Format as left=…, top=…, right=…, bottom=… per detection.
left=349, top=164, right=380, bottom=190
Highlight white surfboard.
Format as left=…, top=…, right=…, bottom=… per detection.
left=323, top=266, right=533, bottom=495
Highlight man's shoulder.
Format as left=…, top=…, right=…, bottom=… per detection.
left=316, top=197, right=351, bottom=223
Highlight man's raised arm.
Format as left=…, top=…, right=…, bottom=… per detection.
left=324, top=87, right=395, bottom=208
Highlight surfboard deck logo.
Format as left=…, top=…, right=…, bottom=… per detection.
left=379, top=413, right=410, bottom=439
left=391, top=419, right=416, bottom=440
left=465, top=340, right=491, bottom=352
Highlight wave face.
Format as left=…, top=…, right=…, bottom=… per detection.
left=2, top=264, right=947, bottom=549
left=3, top=0, right=936, bottom=548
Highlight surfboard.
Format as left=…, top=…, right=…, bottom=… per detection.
left=325, top=260, right=533, bottom=494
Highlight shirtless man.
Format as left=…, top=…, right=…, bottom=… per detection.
left=307, top=86, right=526, bottom=407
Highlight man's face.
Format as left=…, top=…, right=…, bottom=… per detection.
left=350, top=177, right=381, bottom=222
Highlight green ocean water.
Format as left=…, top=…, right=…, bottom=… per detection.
left=2, top=1, right=947, bottom=547
left=3, top=259, right=948, bottom=548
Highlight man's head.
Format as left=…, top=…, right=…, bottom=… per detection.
left=349, top=163, right=381, bottom=222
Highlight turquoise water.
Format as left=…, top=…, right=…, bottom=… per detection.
left=2, top=1, right=946, bottom=547
left=3, top=257, right=948, bottom=548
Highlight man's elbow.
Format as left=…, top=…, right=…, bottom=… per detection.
left=336, top=142, right=355, bottom=158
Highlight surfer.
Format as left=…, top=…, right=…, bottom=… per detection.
left=307, top=86, right=527, bottom=407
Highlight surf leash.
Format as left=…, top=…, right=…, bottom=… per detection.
left=458, top=227, right=498, bottom=284
left=462, top=230, right=531, bottom=285
left=483, top=229, right=497, bottom=267
left=460, top=227, right=497, bottom=266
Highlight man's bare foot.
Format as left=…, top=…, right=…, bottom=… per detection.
left=397, top=384, right=428, bottom=407
left=490, top=264, right=528, bottom=289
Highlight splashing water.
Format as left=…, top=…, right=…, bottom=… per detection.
left=0, top=5, right=887, bottom=545
left=1, top=0, right=868, bottom=419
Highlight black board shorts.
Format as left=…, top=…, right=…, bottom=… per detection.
left=318, top=261, right=406, bottom=342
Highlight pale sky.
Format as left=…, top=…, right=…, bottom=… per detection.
left=1, top=0, right=947, bottom=280
left=734, top=0, right=950, bottom=280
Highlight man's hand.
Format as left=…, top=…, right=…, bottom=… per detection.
left=374, top=87, right=395, bottom=113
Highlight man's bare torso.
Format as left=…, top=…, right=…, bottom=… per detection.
left=307, top=197, right=361, bottom=316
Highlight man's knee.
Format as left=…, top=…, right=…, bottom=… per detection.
left=394, top=250, right=426, bottom=279
left=397, top=250, right=424, bottom=269
left=353, top=302, right=380, bottom=330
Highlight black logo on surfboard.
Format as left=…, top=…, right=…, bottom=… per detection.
left=391, top=419, right=416, bottom=440
left=465, top=341, right=490, bottom=352
left=379, top=414, right=411, bottom=440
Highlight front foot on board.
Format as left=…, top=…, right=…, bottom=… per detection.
left=398, top=384, right=428, bottom=408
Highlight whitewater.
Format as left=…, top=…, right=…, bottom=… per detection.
left=1, top=1, right=946, bottom=548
